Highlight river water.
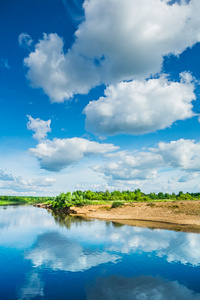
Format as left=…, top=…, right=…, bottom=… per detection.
left=0, top=205, right=200, bottom=300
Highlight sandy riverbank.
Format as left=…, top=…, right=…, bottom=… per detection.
left=69, top=201, right=200, bottom=233
left=35, top=200, right=200, bottom=233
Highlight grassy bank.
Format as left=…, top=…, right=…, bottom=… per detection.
left=0, top=196, right=55, bottom=206
left=0, top=200, right=21, bottom=206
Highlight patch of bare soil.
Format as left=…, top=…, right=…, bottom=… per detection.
left=70, top=201, right=200, bottom=233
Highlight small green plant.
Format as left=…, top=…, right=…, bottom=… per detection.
left=146, top=203, right=156, bottom=207
left=171, top=205, right=179, bottom=209
left=111, top=201, right=124, bottom=208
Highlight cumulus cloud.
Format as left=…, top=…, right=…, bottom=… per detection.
left=0, top=170, right=14, bottom=181
left=94, top=139, right=200, bottom=182
left=84, top=73, right=196, bottom=135
left=29, top=137, right=119, bottom=171
left=27, top=115, right=51, bottom=141
left=24, top=33, right=99, bottom=102
left=0, top=175, right=56, bottom=193
left=178, top=173, right=199, bottom=182
left=157, top=139, right=200, bottom=171
left=94, top=151, right=163, bottom=180
left=18, top=33, right=33, bottom=49
left=15, top=177, right=56, bottom=187
left=24, top=0, right=200, bottom=101
left=87, top=276, right=200, bottom=300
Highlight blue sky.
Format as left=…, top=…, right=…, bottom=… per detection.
left=1, top=0, right=200, bottom=195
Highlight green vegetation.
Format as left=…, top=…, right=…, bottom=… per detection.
left=0, top=195, right=54, bottom=206
left=111, top=201, right=124, bottom=208
left=49, top=192, right=92, bottom=209
left=1, top=189, right=200, bottom=208
left=42, top=189, right=200, bottom=210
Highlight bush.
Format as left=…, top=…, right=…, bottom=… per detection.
left=73, top=198, right=92, bottom=207
left=111, top=201, right=124, bottom=208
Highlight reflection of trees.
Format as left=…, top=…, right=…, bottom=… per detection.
left=50, top=210, right=92, bottom=229
left=105, top=221, right=111, bottom=227
left=112, top=221, right=124, bottom=228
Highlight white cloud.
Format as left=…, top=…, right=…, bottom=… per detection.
left=27, top=115, right=51, bottom=141
left=84, top=73, right=196, bottom=135
left=87, top=276, right=200, bottom=300
left=94, top=151, right=163, bottom=180
left=24, top=0, right=200, bottom=101
left=0, top=170, right=14, bottom=181
left=0, top=149, right=62, bottom=196
left=29, top=137, right=119, bottom=171
left=24, top=33, right=99, bottom=102
left=15, top=177, right=56, bottom=188
left=178, top=173, right=199, bottom=182
left=62, top=0, right=84, bottom=23
left=157, top=139, right=200, bottom=171
left=0, top=175, right=56, bottom=193
left=18, top=33, right=33, bottom=49
left=93, top=139, right=200, bottom=185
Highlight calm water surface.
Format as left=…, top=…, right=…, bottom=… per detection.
left=0, top=205, right=200, bottom=300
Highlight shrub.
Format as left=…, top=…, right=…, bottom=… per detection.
left=146, top=203, right=156, bottom=207
left=111, top=201, right=124, bottom=208
left=73, top=198, right=92, bottom=207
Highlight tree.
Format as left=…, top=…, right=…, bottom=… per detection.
left=158, top=192, right=165, bottom=199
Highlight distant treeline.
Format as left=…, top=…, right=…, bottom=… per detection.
left=47, top=189, right=200, bottom=209
left=1, top=190, right=199, bottom=208
left=56, top=189, right=200, bottom=201
left=0, top=195, right=55, bottom=204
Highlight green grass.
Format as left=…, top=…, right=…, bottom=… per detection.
left=0, top=197, right=54, bottom=206
left=0, top=200, right=22, bottom=206
left=84, top=200, right=113, bottom=205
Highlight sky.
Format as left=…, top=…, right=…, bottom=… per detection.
left=1, top=0, right=200, bottom=196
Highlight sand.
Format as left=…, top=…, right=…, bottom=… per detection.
left=69, top=201, right=200, bottom=233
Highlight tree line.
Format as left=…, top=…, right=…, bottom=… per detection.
left=48, top=189, right=199, bottom=209
left=1, top=190, right=199, bottom=207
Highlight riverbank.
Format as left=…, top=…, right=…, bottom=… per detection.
left=0, top=201, right=24, bottom=206
left=68, top=201, right=200, bottom=233
left=35, top=200, right=200, bottom=233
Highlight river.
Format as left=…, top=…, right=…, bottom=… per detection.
left=0, top=205, right=200, bottom=299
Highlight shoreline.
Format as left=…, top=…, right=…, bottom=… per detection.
left=35, top=200, right=200, bottom=233
left=83, top=217, right=200, bottom=233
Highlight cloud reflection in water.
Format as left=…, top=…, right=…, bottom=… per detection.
left=87, top=275, right=200, bottom=300
left=18, top=272, right=44, bottom=300
left=106, top=224, right=200, bottom=266
left=26, top=232, right=119, bottom=272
